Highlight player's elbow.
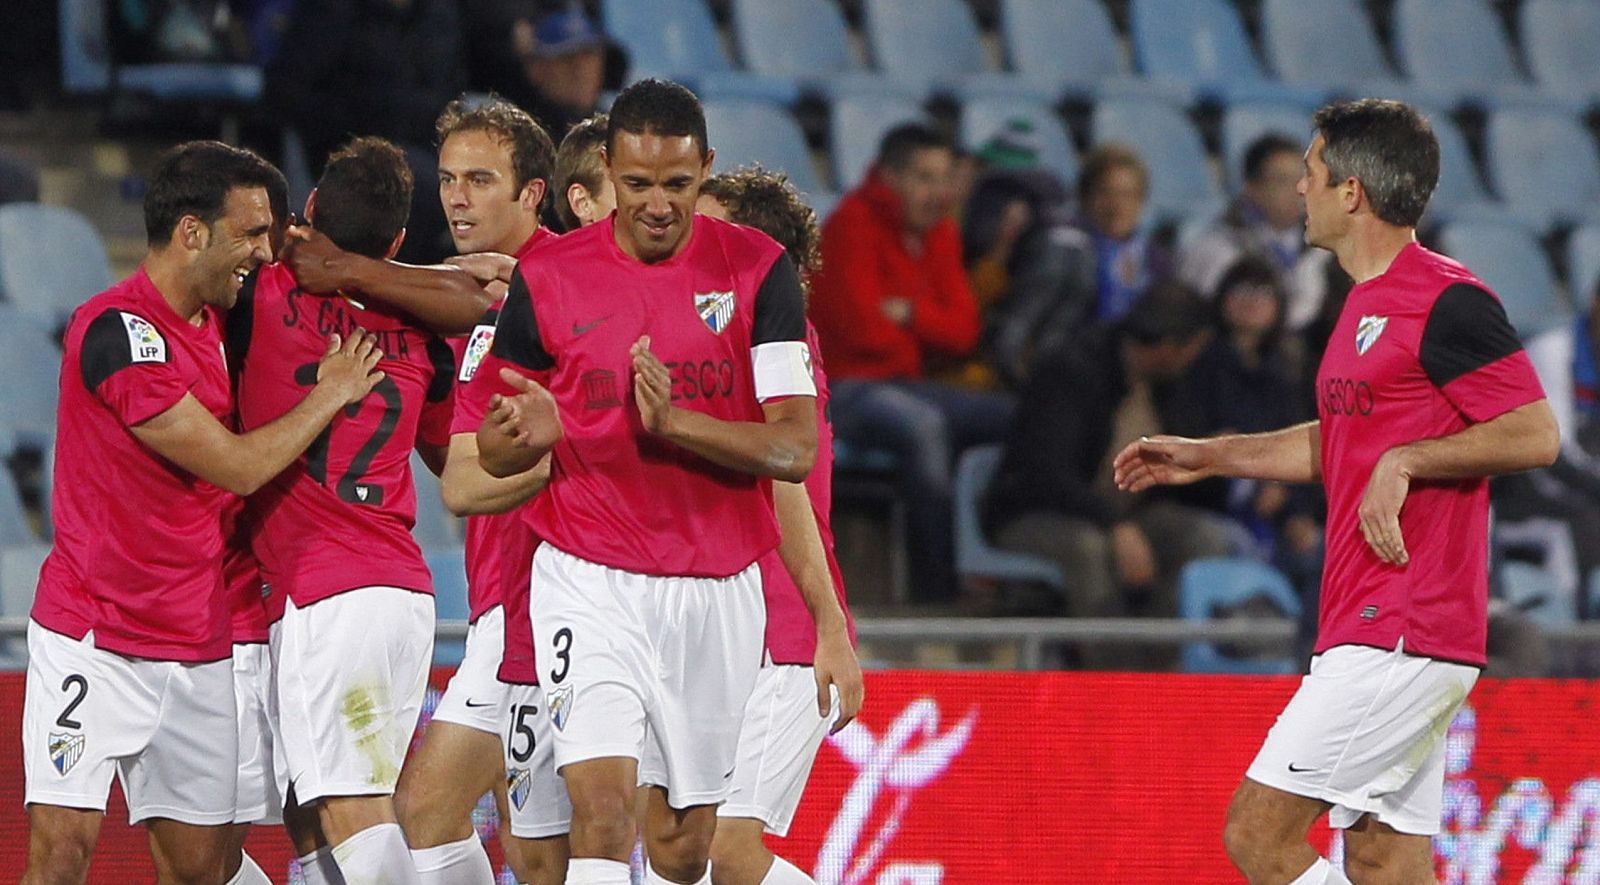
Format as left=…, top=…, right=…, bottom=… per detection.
left=439, top=475, right=482, bottom=517
left=769, top=438, right=816, bottom=484
left=1529, top=414, right=1561, bottom=469
left=218, top=470, right=268, bottom=497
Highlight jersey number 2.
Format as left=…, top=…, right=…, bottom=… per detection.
left=295, top=362, right=402, bottom=505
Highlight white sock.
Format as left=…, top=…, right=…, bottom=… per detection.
left=567, top=857, right=632, bottom=885
left=297, top=848, right=347, bottom=885
left=647, top=860, right=710, bottom=885
left=412, top=834, right=495, bottom=884
left=332, top=822, right=424, bottom=885
left=760, top=857, right=815, bottom=885
left=225, top=852, right=273, bottom=885
left=1289, top=857, right=1354, bottom=885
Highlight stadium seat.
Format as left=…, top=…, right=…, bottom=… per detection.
left=425, top=547, right=469, bottom=666
left=410, top=452, right=460, bottom=554
left=1421, top=109, right=1503, bottom=224
left=58, top=0, right=263, bottom=102
left=1393, top=0, right=1565, bottom=109
left=0, top=307, right=61, bottom=447
left=1521, top=0, right=1600, bottom=104
left=703, top=99, right=830, bottom=197
left=1091, top=98, right=1222, bottom=222
left=0, top=469, right=37, bottom=550
left=997, top=0, right=1190, bottom=103
left=1219, top=100, right=1315, bottom=188
left=729, top=0, right=861, bottom=88
left=1485, top=106, right=1600, bottom=232
left=602, top=0, right=798, bottom=104
left=959, top=98, right=1078, bottom=186
left=828, top=90, right=930, bottom=191
left=1260, top=0, right=1449, bottom=106
left=0, top=542, right=48, bottom=658
left=952, top=445, right=1066, bottom=592
left=1498, top=560, right=1573, bottom=628
left=0, top=203, right=114, bottom=330
left=1127, top=0, right=1327, bottom=105
left=1178, top=557, right=1301, bottom=675
left=1567, top=223, right=1600, bottom=312
left=1437, top=219, right=1571, bottom=339
left=861, top=0, right=996, bottom=98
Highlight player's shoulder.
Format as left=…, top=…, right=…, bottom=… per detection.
left=1405, top=244, right=1495, bottom=303
left=522, top=218, right=610, bottom=269
left=697, top=214, right=785, bottom=265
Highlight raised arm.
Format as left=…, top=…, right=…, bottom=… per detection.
left=283, top=226, right=493, bottom=335
left=1114, top=420, right=1323, bottom=493
left=771, top=479, right=862, bottom=731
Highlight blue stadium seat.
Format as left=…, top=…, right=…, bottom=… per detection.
left=410, top=452, right=461, bottom=554
left=1421, top=109, right=1502, bottom=224
left=829, top=90, right=930, bottom=191
left=1179, top=557, right=1301, bottom=675
left=730, top=0, right=860, bottom=89
left=1567, top=223, right=1600, bottom=312
left=960, top=98, right=1078, bottom=186
left=952, top=445, right=1066, bottom=592
left=0, top=470, right=38, bottom=550
left=0, top=308, right=61, bottom=448
left=1260, top=0, right=1450, bottom=106
left=0, top=542, right=49, bottom=658
left=998, top=0, right=1190, bottom=103
left=1091, top=98, right=1222, bottom=221
left=425, top=547, right=469, bottom=666
left=59, top=0, right=262, bottom=102
left=602, top=0, right=798, bottom=104
left=0, top=203, right=114, bottom=330
left=861, top=0, right=993, bottom=98
left=1437, top=219, right=1571, bottom=339
left=1219, top=100, right=1315, bottom=188
left=1393, top=0, right=1565, bottom=109
left=1521, top=0, right=1600, bottom=104
left=703, top=99, right=829, bottom=197
left=1485, top=106, right=1600, bottom=232
left=1127, top=0, right=1326, bottom=105
left=1498, top=560, right=1572, bottom=628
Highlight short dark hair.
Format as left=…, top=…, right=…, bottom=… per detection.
left=264, top=163, right=289, bottom=227
left=875, top=122, right=951, bottom=173
left=436, top=95, right=556, bottom=207
left=701, top=166, right=822, bottom=289
left=313, top=137, right=414, bottom=259
left=1120, top=281, right=1213, bottom=345
left=554, top=112, right=610, bottom=232
left=1313, top=99, right=1438, bottom=228
left=144, top=141, right=280, bottom=246
left=1242, top=133, right=1302, bottom=184
left=1077, top=144, right=1148, bottom=204
left=607, top=78, right=707, bottom=158
left=1212, top=254, right=1288, bottom=349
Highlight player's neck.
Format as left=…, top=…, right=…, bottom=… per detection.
left=493, top=220, right=540, bottom=256
left=1332, top=223, right=1416, bottom=285
left=143, top=249, right=207, bottom=324
left=612, top=213, right=694, bottom=264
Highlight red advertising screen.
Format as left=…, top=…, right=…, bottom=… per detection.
left=2, top=670, right=1598, bottom=882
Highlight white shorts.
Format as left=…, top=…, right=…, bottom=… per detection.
left=232, top=641, right=283, bottom=824
left=1246, top=640, right=1480, bottom=835
left=22, top=623, right=237, bottom=825
left=275, top=588, right=434, bottom=803
left=432, top=605, right=512, bottom=735
left=502, top=682, right=572, bottom=839
left=530, top=544, right=765, bottom=809
left=719, top=663, right=835, bottom=836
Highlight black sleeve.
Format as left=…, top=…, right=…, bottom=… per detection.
left=424, top=336, right=457, bottom=403
left=750, top=253, right=807, bottom=346
left=80, top=308, right=161, bottom=391
left=487, top=269, right=555, bottom=371
left=224, top=267, right=258, bottom=383
left=1420, top=283, right=1524, bottom=388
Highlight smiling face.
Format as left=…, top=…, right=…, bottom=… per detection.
left=605, top=130, right=711, bottom=263
left=195, top=186, right=273, bottom=310
left=438, top=128, right=542, bottom=254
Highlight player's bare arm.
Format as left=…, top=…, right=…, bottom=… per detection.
left=284, top=225, right=492, bottom=334
left=1358, top=398, right=1558, bottom=566
left=772, top=479, right=864, bottom=732
left=630, top=335, right=818, bottom=483
left=477, top=368, right=563, bottom=477
left=440, top=431, right=550, bottom=515
left=1114, top=420, right=1323, bottom=493
left=445, top=252, right=518, bottom=286
left=132, top=331, right=385, bottom=495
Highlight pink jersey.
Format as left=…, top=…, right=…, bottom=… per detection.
left=486, top=216, right=814, bottom=577
left=224, top=498, right=269, bottom=644
left=1314, top=243, right=1545, bottom=666
left=231, top=263, right=455, bottom=608
left=758, top=324, right=855, bottom=664
left=32, top=268, right=234, bottom=662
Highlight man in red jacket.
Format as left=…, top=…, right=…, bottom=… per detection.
left=810, top=123, right=1013, bottom=601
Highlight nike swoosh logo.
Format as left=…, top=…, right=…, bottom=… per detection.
left=464, top=699, right=495, bottom=708
left=1287, top=762, right=1318, bottom=773
left=572, top=316, right=610, bottom=336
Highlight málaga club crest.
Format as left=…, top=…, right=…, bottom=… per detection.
left=1356, top=315, right=1388, bottom=356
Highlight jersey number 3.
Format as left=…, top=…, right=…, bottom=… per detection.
left=295, top=362, right=402, bottom=505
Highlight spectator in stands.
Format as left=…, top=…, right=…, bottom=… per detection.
left=1180, top=133, right=1342, bottom=332
left=811, top=123, right=1013, bottom=602
left=983, top=283, right=1235, bottom=658
left=506, top=5, right=610, bottom=139
left=264, top=0, right=465, bottom=264
left=1071, top=144, right=1173, bottom=324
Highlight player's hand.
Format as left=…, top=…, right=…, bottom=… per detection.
left=282, top=225, right=358, bottom=294
left=630, top=336, right=676, bottom=435
left=485, top=368, right=563, bottom=453
left=814, top=626, right=864, bottom=734
left=316, top=330, right=385, bottom=406
left=1110, top=521, right=1158, bottom=587
left=446, top=251, right=518, bottom=286
left=1358, top=449, right=1412, bottom=566
left=1113, top=435, right=1214, bottom=492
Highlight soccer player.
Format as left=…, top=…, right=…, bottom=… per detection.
left=1114, top=99, right=1559, bottom=885
left=550, top=112, right=615, bottom=232
left=695, top=169, right=863, bottom=885
left=21, top=140, right=383, bottom=885
left=231, top=137, right=457, bottom=885
left=475, top=79, right=826, bottom=885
